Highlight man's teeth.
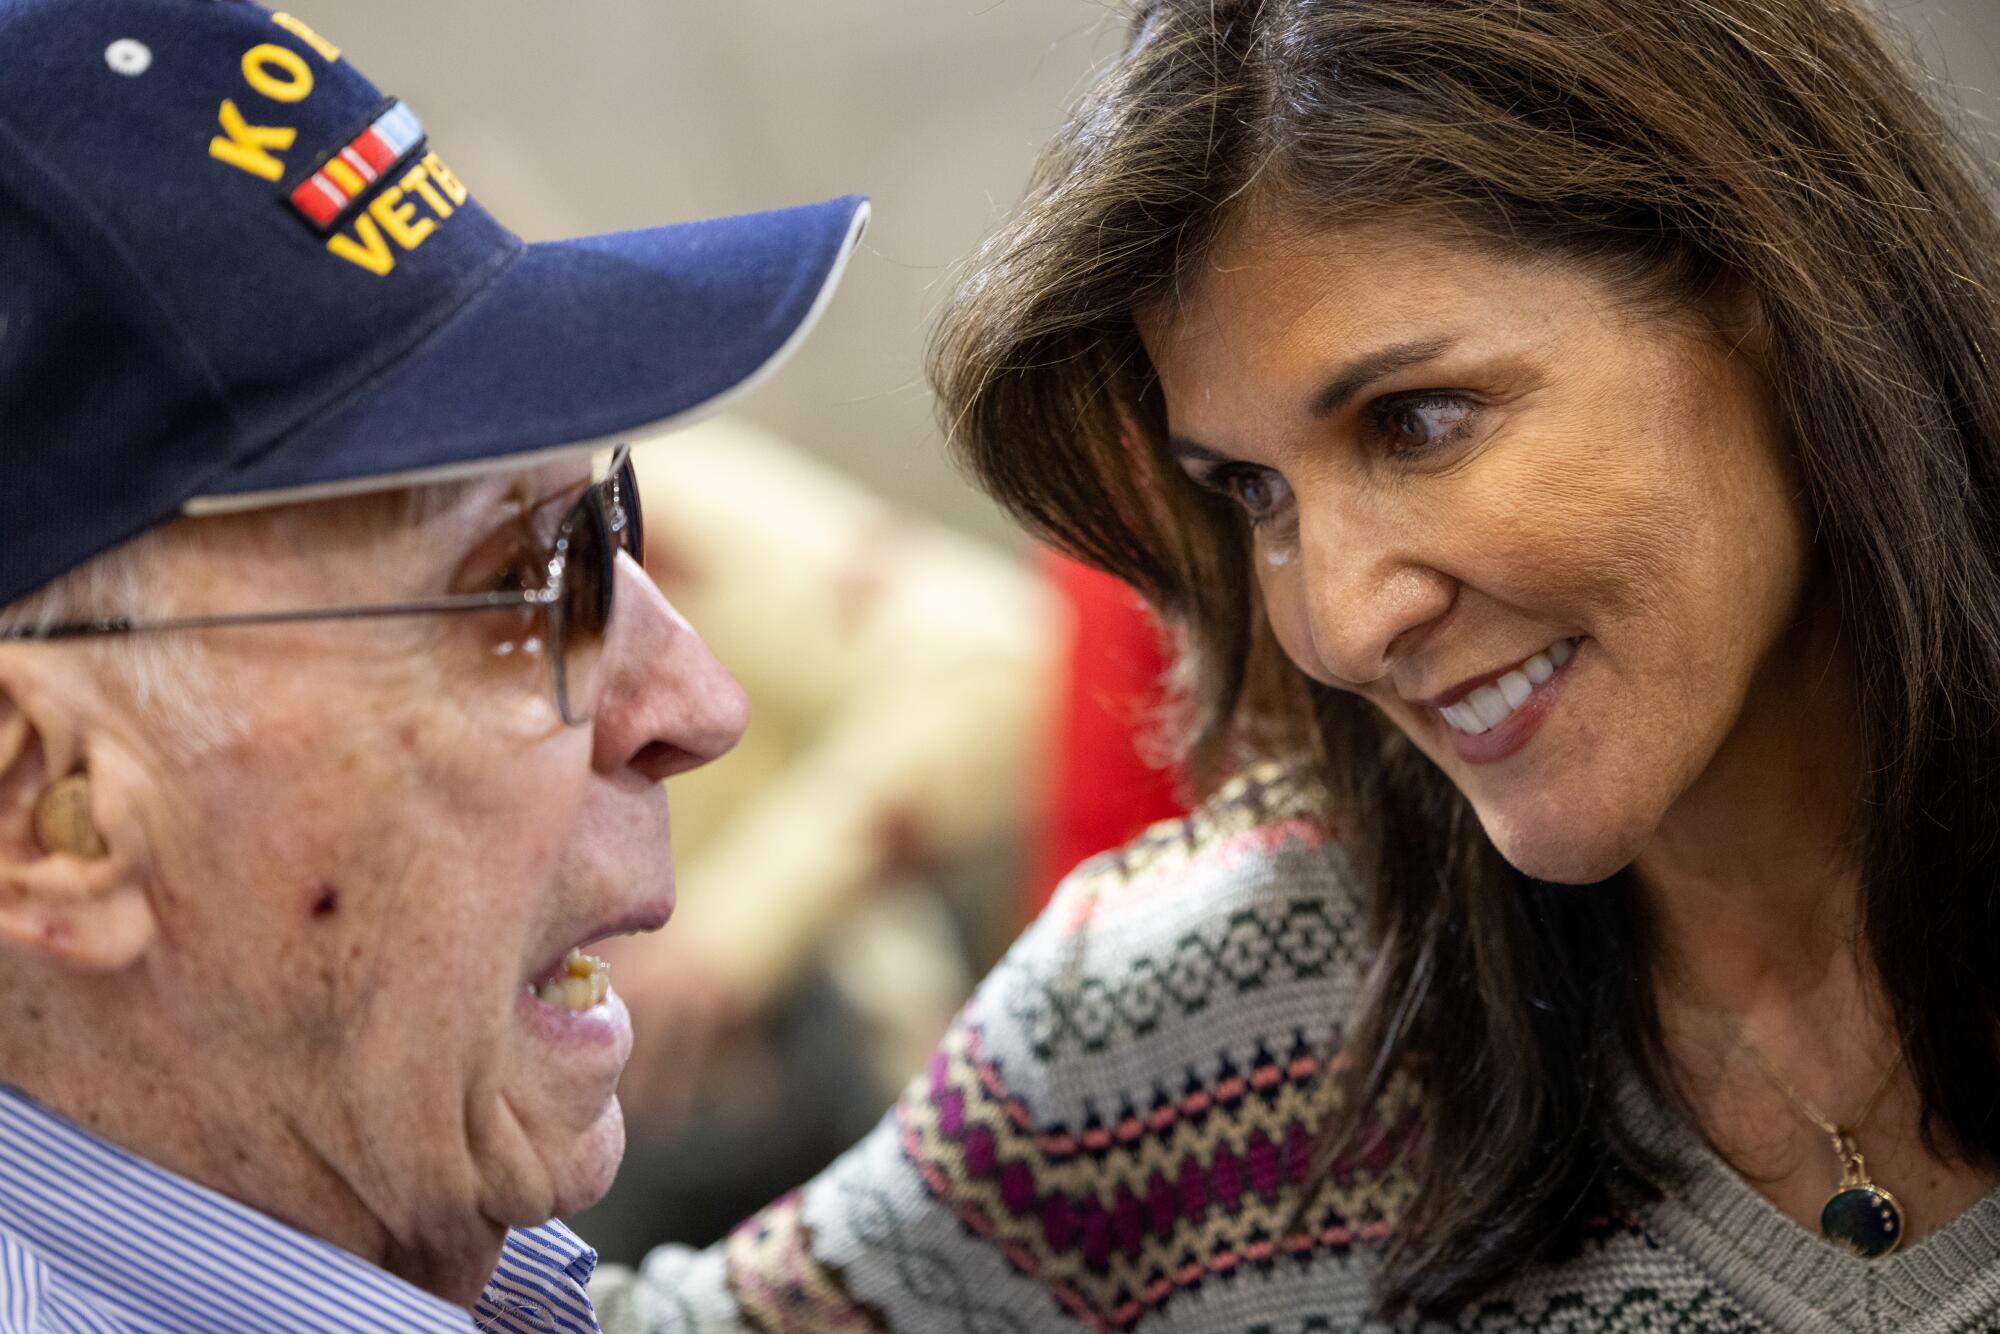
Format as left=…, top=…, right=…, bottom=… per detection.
left=533, top=949, right=611, bottom=1011
left=1437, top=639, right=1577, bottom=736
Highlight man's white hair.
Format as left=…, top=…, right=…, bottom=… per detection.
left=0, top=479, right=487, bottom=758
left=0, top=540, right=148, bottom=636
left=0, top=530, right=242, bottom=754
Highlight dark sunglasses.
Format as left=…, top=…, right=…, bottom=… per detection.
left=0, top=446, right=644, bottom=727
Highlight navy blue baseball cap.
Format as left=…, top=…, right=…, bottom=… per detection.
left=0, top=0, right=869, bottom=606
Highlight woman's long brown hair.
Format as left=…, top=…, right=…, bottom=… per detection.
left=931, top=0, right=2000, bottom=1315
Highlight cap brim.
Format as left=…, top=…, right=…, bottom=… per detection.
left=183, top=194, right=869, bottom=515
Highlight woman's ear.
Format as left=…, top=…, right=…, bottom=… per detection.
left=0, top=684, right=157, bottom=971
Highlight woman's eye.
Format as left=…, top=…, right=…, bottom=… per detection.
left=1366, top=392, right=1478, bottom=456
left=1206, top=465, right=1293, bottom=526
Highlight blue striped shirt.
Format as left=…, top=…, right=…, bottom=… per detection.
left=0, top=1085, right=602, bottom=1333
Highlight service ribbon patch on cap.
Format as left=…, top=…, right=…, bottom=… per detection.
left=203, top=13, right=474, bottom=277
left=288, top=100, right=424, bottom=231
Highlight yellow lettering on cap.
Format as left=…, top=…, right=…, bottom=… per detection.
left=400, top=161, right=454, bottom=219
left=209, top=99, right=296, bottom=181
left=241, top=43, right=313, bottom=103
left=270, top=13, right=340, bottom=63
left=328, top=215, right=396, bottom=276
left=369, top=184, right=435, bottom=251
left=422, top=152, right=469, bottom=207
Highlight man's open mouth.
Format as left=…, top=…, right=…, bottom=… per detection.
left=527, top=949, right=611, bottom=1012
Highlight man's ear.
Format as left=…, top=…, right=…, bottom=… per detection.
left=0, top=680, right=156, bottom=971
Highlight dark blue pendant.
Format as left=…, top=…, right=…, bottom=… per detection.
left=1821, top=1184, right=1903, bottom=1258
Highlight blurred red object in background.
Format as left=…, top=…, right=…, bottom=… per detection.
left=1026, top=550, right=1189, bottom=919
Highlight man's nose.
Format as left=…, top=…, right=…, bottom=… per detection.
left=589, top=551, right=750, bottom=782
left=1297, top=499, right=1454, bottom=687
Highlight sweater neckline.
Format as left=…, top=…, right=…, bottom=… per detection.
left=1613, top=1067, right=2000, bottom=1331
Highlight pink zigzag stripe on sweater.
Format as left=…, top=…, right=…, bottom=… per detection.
left=901, top=1024, right=1416, bottom=1331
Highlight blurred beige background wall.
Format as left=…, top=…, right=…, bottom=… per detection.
left=318, top=0, right=2000, bottom=548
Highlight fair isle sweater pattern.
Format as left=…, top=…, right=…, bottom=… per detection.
left=902, top=1022, right=1423, bottom=1329
left=594, top=762, right=2000, bottom=1334
left=900, top=764, right=1425, bottom=1330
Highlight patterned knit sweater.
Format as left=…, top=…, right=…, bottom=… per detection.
left=592, top=763, right=2000, bottom=1333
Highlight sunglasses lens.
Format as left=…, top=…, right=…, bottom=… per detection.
left=613, top=455, right=643, bottom=562
left=547, top=449, right=642, bottom=725
left=553, top=504, right=610, bottom=725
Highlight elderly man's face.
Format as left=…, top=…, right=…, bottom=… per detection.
left=1, top=457, right=745, bottom=1293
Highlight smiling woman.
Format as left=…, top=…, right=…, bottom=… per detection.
left=596, top=0, right=2000, bottom=1325
left=913, top=0, right=2000, bottom=1322
left=1138, top=224, right=1815, bottom=879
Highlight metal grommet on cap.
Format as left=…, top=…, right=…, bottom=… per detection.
left=104, top=39, right=152, bottom=76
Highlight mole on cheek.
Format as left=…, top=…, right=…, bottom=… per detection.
left=308, top=884, right=341, bottom=919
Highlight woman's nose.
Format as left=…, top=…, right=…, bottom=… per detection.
left=1296, top=501, right=1455, bottom=687
left=589, top=551, right=750, bottom=782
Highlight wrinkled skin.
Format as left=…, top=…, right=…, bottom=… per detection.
left=0, top=458, right=747, bottom=1302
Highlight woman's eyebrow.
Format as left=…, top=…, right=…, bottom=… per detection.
left=1306, top=336, right=1459, bottom=419
left=1168, top=437, right=1234, bottom=464
left=1166, top=334, right=1463, bottom=463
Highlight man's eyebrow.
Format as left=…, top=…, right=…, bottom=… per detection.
left=481, top=471, right=587, bottom=523
left=1306, top=336, right=1459, bottom=419
left=418, top=475, right=571, bottom=560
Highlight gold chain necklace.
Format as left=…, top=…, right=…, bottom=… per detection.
left=1727, top=1031, right=1907, bottom=1257
left=1674, top=975, right=1908, bottom=1257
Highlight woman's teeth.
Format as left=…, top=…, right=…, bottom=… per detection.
left=1437, top=638, right=1576, bottom=735
left=532, top=949, right=610, bottom=1011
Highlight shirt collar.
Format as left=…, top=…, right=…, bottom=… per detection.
left=0, top=1083, right=600, bottom=1333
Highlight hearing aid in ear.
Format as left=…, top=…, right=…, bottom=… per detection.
left=32, top=775, right=105, bottom=859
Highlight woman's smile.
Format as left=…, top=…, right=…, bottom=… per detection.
left=1422, top=636, right=1581, bottom=763
left=930, top=0, right=2000, bottom=1312
left=1140, top=218, right=1808, bottom=885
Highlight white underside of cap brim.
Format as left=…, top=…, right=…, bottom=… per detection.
left=180, top=201, right=870, bottom=518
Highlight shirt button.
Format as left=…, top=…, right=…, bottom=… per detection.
left=501, top=1298, right=558, bottom=1332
